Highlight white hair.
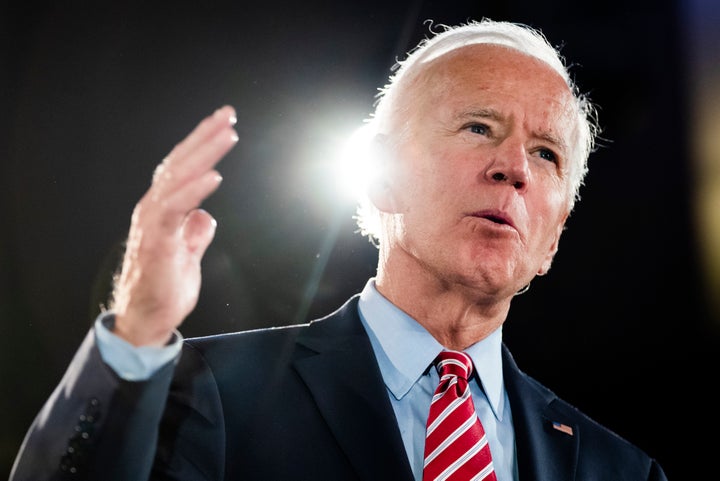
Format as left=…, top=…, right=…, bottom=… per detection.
left=355, top=19, right=599, bottom=243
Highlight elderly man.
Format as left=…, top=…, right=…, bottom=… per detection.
left=11, top=19, right=667, bottom=481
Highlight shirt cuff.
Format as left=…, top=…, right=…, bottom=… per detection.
left=94, top=312, right=183, bottom=381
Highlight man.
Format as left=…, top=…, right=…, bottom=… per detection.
left=10, top=19, right=667, bottom=480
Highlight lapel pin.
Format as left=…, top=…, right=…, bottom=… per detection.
left=552, top=421, right=574, bottom=436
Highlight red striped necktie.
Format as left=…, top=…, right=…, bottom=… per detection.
left=423, top=350, right=498, bottom=481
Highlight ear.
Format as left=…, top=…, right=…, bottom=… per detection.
left=537, top=212, right=569, bottom=276
left=366, top=134, right=401, bottom=214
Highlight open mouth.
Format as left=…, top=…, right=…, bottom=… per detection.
left=482, top=214, right=509, bottom=225
left=469, top=210, right=516, bottom=230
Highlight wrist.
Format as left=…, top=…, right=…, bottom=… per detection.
left=112, top=313, right=175, bottom=347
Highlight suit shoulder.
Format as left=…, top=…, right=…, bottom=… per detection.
left=181, top=294, right=361, bottom=363
left=522, top=372, right=638, bottom=446
left=182, top=323, right=310, bottom=367
left=503, top=351, right=665, bottom=478
left=529, top=374, right=665, bottom=477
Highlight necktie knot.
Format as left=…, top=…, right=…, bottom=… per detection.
left=435, top=350, right=473, bottom=381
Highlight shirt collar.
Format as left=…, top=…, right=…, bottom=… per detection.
left=357, top=278, right=507, bottom=421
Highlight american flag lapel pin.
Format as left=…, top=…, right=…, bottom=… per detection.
left=552, top=421, right=574, bottom=436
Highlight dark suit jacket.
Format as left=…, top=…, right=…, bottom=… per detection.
left=10, top=295, right=667, bottom=480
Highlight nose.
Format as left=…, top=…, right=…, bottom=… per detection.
left=484, top=139, right=529, bottom=191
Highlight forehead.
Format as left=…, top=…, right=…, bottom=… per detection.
left=407, top=43, right=578, bottom=131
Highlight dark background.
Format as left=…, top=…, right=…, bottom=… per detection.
left=2, top=0, right=718, bottom=479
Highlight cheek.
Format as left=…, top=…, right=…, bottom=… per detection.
left=529, top=184, right=569, bottom=242
left=394, top=148, right=457, bottom=210
left=533, top=166, right=571, bottom=208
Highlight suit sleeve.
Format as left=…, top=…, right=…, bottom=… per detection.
left=9, top=328, right=176, bottom=481
left=648, top=459, right=669, bottom=481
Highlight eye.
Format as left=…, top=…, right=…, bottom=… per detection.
left=467, top=123, right=490, bottom=136
left=537, top=148, right=558, bottom=164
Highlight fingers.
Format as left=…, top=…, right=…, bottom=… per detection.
left=165, top=105, right=237, bottom=168
left=152, top=119, right=237, bottom=200
left=152, top=106, right=237, bottom=193
left=143, top=106, right=238, bottom=231
left=162, top=169, right=224, bottom=225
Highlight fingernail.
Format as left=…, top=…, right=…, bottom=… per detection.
left=214, top=106, right=236, bottom=126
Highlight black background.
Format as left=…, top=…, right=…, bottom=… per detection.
left=2, top=0, right=718, bottom=478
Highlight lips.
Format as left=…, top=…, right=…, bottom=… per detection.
left=469, top=210, right=516, bottom=230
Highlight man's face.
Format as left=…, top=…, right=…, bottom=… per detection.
left=379, top=44, right=578, bottom=298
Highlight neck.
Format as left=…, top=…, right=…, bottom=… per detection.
left=375, top=247, right=513, bottom=351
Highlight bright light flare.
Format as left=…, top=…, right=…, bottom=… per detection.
left=332, top=123, right=379, bottom=203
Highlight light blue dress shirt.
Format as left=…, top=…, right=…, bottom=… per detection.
left=357, top=279, right=517, bottom=481
left=95, top=279, right=517, bottom=480
left=95, top=314, right=183, bottom=381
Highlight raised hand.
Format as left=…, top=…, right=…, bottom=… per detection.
left=111, top=106, right=238, bottom=346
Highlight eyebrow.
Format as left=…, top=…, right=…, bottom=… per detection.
left=455, top=108, right=503, bottom=122
left=454, top=108, right=570, bottom=156
left=535, top=131, right=569, bottom=157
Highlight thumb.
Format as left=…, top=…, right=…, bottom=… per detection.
left=182, top=208, right=217, bottom=258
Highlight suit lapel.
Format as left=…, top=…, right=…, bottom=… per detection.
left=293, top=297, right=414, bottom=481
left=502, top=345, right=578, bottom=481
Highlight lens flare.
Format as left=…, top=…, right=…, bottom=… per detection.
left=332, top=124, right=378, bottom=203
